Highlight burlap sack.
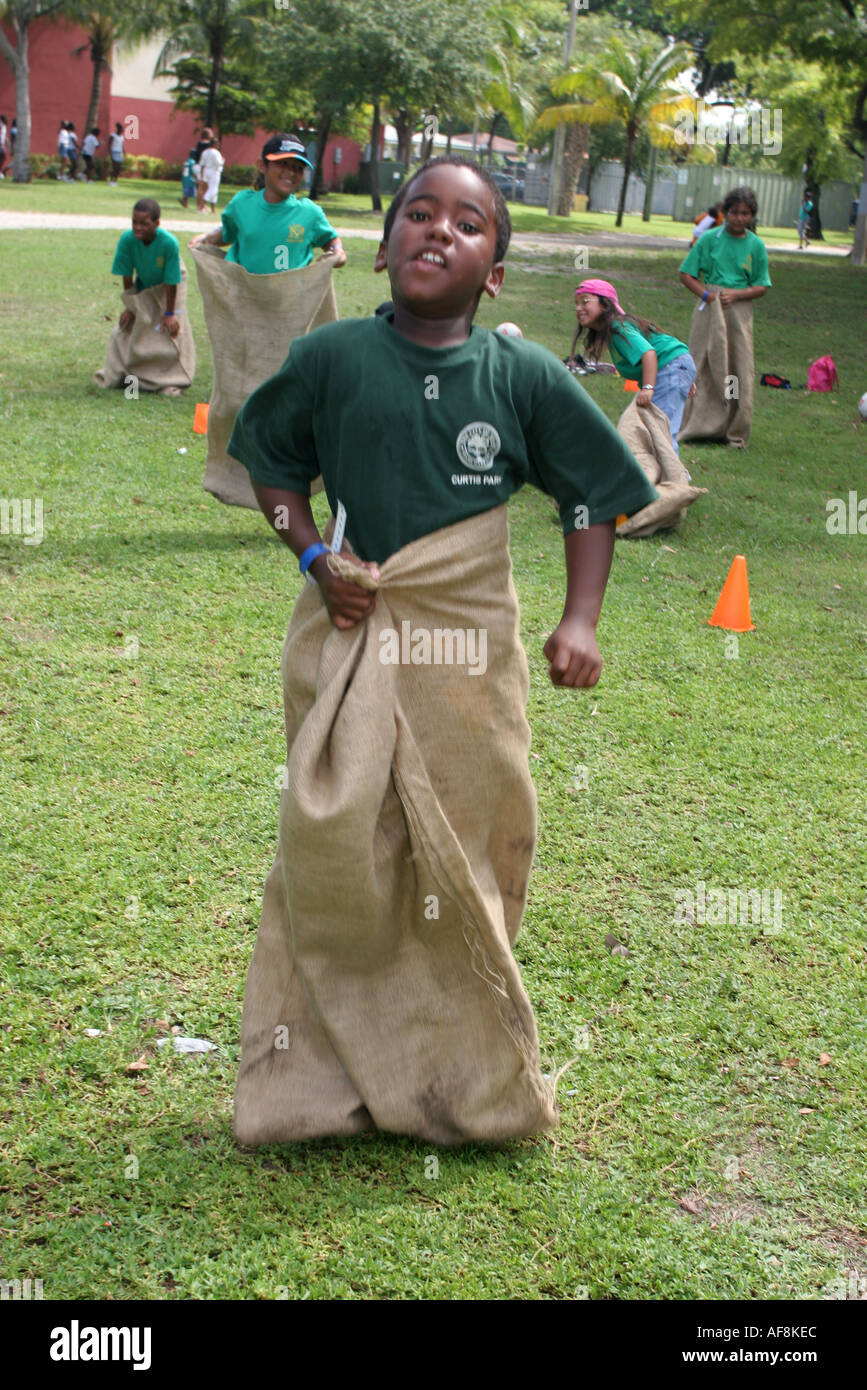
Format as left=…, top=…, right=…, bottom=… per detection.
left=615, top=399, right=707, bottom=538
left=191, top=247, right=337, bottom=509
left=94, top=265, right=195, bottom=393
left=678, top=293, right=755, bottom=447
left=234, top=505, right=557, bottom=1146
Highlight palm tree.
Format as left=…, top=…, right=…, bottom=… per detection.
left=537, top=36, right=692, bottom=227
left=67, top=4, right=155, bottom=139
left=479, top=6, right=535, bottom=169
left=154, top=0, right=261, bottom=130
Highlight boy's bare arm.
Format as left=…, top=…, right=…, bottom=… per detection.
left=250, top=482, right=379, bottom=630
left=188, top=226, right=225, bottom=250
left=119, top=275, right=135, bottom=329
left=163, top=282, right=179, bottom=336
left=718, top=284, right=767, bottom=305
left=680, top=271, right=713, bottom=300
left=543, top=520, right=615, bottom=689
left=321, top=236, right=346, bottom=268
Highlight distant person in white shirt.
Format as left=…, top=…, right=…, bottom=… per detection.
left=200, top=139, right=225, bottom=214
left=109, top=123, right=124, bottom=185
left=690, top=203, right=722, bottom=247
left=57, top=120, right=70, bottom=179
left=82, top=127, right=100, bottom=181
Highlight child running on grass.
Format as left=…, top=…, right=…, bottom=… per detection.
left=226, top=156, right=657, bottom=1146
left=179, top=148, right=197, bottom=208
left=94, top=198, right=195, bottom=395
left=111, top=198, right=182, bottom=338
left=189, top=133, right=345, bottom=271
left=677, top=185, right=771, bottom=448
left=571, top=277, right=696, bottom=454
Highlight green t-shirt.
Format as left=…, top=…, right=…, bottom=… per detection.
left=608, top=320, right=688, bottom=379
left=679, top=226, right=771, bottom=289
left=111, top=227, right=181, bottom=287
left=228, top=316, right=658, bottom=563
left=221, top=189, right=337, bottom=274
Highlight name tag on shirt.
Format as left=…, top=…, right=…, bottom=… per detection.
left=332, top=500, right=347, bottom=554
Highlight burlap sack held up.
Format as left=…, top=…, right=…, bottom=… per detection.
left=678, top=293, right=755, bottom=447
left=234, top=505, right=558, bottom=1146
left=191, top=247, right=337, bottom=510
left=94, top=265, right=195, bottom=393
left=616, top=398, right=707, bottom=538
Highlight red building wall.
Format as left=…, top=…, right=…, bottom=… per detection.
left=0, top=18, right=110, bottom=151
left=1, top=18, right=363, bottom=183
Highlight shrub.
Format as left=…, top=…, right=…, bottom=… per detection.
left=223, top=163, right=257, bottom=187
left=339, top=172, right=360, bottom=195
left=30, top=152, right=61, bottom=178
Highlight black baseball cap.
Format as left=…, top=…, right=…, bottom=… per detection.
left=261, top=134, right=312, bottom=169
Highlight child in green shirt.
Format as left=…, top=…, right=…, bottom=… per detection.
left=570, top=276, right=696, bottom=455
left=677, top=186, right=771, bottom=447
left=189, top=133, right=345, bottom=273
left=111, top=198, right=182, bottom=337
left=226, top=157, right=656, bottom=1146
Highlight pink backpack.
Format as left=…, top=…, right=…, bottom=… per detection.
left=807, top=356, right=839, bottom=391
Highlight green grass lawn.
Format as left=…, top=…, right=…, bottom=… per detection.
left=1, top=175, right=853, bottom=248
left=1, top=228, right=866, bottom=1300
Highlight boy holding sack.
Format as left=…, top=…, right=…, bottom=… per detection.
left=227, top=158, right=656, bottom=1145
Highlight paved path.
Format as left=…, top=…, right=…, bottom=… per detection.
left=0, top=208, right=852, bottom=256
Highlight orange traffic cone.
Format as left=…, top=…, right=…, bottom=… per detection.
left=709, top=554, right=755, bottom=631
left=193, top=402, right=209, bottom=434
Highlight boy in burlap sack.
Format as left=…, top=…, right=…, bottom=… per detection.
left=94, top=198, right=195, bottom=396
left=189, top=134, right=345, bottom=509
left=678, top=186, right=771, bottom=448
left=227, top=157, right=657, bottom=1147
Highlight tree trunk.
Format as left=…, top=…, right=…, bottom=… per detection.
left=556, top=119, right=587, bottom=217
left=0, top=20, right=31, bottom=182
left=487, top=112, right=499, bottom=166
left=616, top=127, right=636, bottom=228
left=393, top=109, right=412, bottom=171
left=852, top=142, right=867, bottom=266
left=310, top=114, right=331, bottom=200
left=642, top=141, right=657, bottom=223
left=206, top=37, right=222, bottom=128
left=369, top=100, right=382, bottom=212
left=803, top=166, right=824, bottom=241
left=84, top=37, right=108, bottom=140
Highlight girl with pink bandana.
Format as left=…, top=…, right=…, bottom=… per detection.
left=571, top=277, right=696, bottom=455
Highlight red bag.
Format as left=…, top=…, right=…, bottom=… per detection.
left=807, top=356, right=839, bottom=391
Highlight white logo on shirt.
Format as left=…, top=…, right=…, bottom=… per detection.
left=455, top=421, right=501, bottom=472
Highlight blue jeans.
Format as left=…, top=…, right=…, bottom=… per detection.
left=653, top=352, right=696, bottom=454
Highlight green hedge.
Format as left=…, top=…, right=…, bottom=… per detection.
left=26, top=153, right=257, bottom=184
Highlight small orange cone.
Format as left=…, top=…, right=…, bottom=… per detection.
left=709, top=554, right=755, bottom=631
left=623, top=379, right=639, bottom=392
left=193, top=402, right=209, bottom=434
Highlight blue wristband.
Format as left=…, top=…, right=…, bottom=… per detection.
left=298, top=541, right=330, bottom=581
left=701, top=291, right=709, bottom=302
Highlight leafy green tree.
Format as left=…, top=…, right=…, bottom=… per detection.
left=153, top=0, right=267, bottom=132
left=537, top=33, right=692, bottom=225
left=63, top=3, right=157, bottom=141
left=0, top=0, right=68, bottom=179
left=667, top=0, right=867, bottom=261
